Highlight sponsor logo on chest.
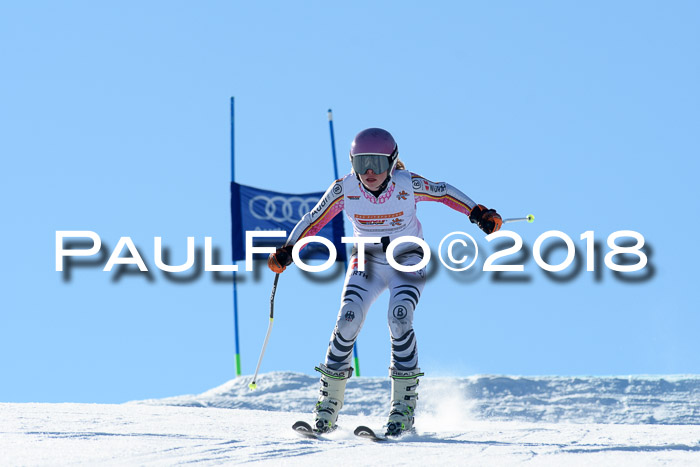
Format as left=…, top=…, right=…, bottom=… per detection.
left=354, top=211, right=404, bottom=226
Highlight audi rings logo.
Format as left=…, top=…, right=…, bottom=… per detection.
left=249, top=196, right=319, bottom=223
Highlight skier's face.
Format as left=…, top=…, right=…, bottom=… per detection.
left=359, top=169, right=388, bottom=191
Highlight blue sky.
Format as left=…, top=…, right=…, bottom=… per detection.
left=1, top=1, right=698, bottom=403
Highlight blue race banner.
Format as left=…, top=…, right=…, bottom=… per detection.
left=231, top=182, right=347, bottom=262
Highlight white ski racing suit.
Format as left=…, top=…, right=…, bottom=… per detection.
left=285, top=169, right=477, bottom=372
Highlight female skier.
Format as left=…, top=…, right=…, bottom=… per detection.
left=267, top=128, right=502, bottom=436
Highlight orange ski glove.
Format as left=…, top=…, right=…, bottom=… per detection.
left=268, top=245, right=294, bottom=273
left=469, top=204, right=503, bottom=234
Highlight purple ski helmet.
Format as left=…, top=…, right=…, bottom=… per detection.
left=349, top=128, right=399, bottom=175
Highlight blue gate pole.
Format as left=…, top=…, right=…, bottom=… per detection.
left=327, top=109, right=360, bottom=377
left=231, top=97, right=242, bottom=377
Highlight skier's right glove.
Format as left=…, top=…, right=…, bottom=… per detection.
left=469, top=204, right=503, bottom=234
left=268, top=245, right=293, bottom=273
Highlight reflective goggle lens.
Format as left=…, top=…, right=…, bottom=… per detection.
left=352, top=155, right=391, bottom=175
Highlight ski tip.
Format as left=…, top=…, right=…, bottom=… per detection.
left=354, top=425, right=387, bottom=441
left=293, top=421, right=320, bottom=439
left=353, top=426, right=372, bottom=436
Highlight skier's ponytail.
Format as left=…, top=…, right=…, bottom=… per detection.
left=395, top=159, right=405, bottom=170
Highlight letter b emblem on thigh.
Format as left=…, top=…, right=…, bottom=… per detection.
left=392, top=305, right=407, bottom=320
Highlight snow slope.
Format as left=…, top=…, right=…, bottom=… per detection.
left=3, top=373, right=700, bottom=466
left=135, top=372, right=700, bottom=425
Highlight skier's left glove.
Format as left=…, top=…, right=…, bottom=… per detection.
left=268, top=245, right=293, bottom=273
left=469, top=204, right=503, bottom=234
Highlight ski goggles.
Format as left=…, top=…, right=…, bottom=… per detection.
left=351, top=154, right=392, bottom=175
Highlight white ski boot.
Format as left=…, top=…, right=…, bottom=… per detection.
left=313, top=364, right=352, bottom=433
left=385, top=367, right=424, bottom=436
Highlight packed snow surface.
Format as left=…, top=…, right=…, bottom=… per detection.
left=3, top=372, right=700, bottom=465
left=136, top=372, right=700, bottom=425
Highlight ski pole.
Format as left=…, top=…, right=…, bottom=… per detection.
left=503, top=214, right=535, bottom=224
left=249, top=273, right=280, bottom=390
